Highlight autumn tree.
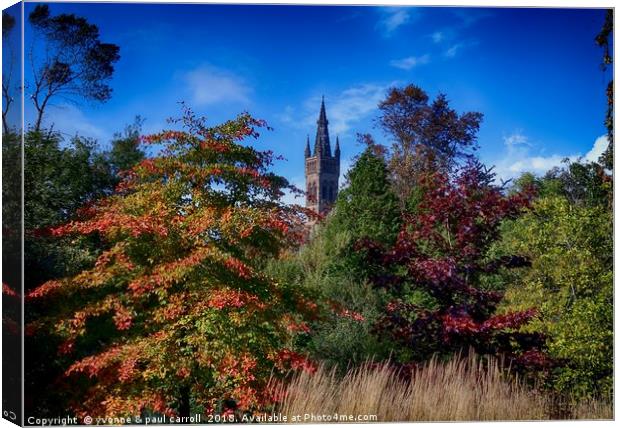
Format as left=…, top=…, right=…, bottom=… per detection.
left=360, top=162, right=544, bottom=367
left=27, top=5, right=120, bottom=131
left=27, top=109, right=316, bottom=418
left=377, top=85, right=483, bottom=206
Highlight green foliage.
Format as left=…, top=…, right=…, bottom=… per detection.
left=269, top=146, right=403, bottom=368
left=328, top=145, right=401, bottom=246
left=266, top=227, right=390, bottom=369
left=24, top=130, right=116, bottom=289
left=108, top=116, right=146, bottom=174
left=496, top=195, right=612, bottom=398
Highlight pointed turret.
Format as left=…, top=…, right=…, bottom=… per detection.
left=304, top=97, right=340, bottom=216
left=314, top=96, right=331, bottom=157
left=304, top=135, right=311, bottom=158
left=335, top=136, right=341, bottom=159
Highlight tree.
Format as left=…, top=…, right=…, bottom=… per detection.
left=377, top=85, right=483, bottom=205
left=108, top=116, right=146, bottom=174
left=360, top=162, right=544, bottom=367
left=2, top=11, right=16, bottom=133
left=270, top=136, right=401, bottom=369
left=496, top=196, right=612, bottom=398
left=595, top=9, right=613, bottom=170
left=27, top=109, right=316, bottom=418
left=27, top=5, right=120, bottom=131
left=327, top=134, right=401, bottom=246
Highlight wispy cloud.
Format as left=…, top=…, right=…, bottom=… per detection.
left=43, top=103, right=111, bottom=144
left=179, top=64, right=252, bottom=107
left=492, top=131, right=609, bottom=182
left=390, top=54, right=430, bottom=70
left=431, top=31, right=444, bottom=43
left=444, top=43, right=463, bottom=58
left=309, top=83, right=392, bottom=135
left=377, top=8, right=413, bottom=37
left=444, top=40, right=479, bottom=59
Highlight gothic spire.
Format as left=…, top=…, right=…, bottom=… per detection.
left=314, top=96, right=331, bottom=157
left=335, top=136, right=340, bottom=159
left=304, top=135, right=311, bottom=158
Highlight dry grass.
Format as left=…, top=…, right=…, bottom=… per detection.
left=272, top=353, right=612, bottom=422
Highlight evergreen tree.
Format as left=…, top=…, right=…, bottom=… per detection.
left=328, top=139, right=400, bottom=246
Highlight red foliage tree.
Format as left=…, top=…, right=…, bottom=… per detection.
left=360, top=161, right=546, bottom=366
left=27, top=108, right=316, bottom=419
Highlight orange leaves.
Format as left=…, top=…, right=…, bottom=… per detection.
left=66, top=345, right=123, bottom=378
left=207, top=289, right=263, bottom=310
left=339, top=309, right=366, bottom=322
left=113, top=306, right=133, bottom=331
left=223, top=257, right=253, bottom=279
left=272, top=349, right=317, bottom=374
left=32, top=109, right=316, bottom=417
left=127, top=246, right=213, bottom=296
left=283, top=314, right=311, bottom=334
left=27, top=279, right=62, bottom=299
left=118, top=357, right=138, bottom=382
left=2, top=282, right=19, bottom=298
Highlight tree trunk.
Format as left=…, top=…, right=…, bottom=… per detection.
left=178, top=386, right=191, bottom=418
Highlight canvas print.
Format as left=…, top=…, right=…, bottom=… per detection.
left=1, top=1, right=614, bottom=425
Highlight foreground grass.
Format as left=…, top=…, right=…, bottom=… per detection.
left=273, top=354, right=612, bottom=421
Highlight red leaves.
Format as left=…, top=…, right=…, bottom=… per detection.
left=367, top=163, right=539, bottom=362
left=31, top=109, right=314, bottom=417
left=112, top=306, right=133, bottom=330
left=2, top=282, right=19, bottom=298
left=27, top=279, right=62, bottom=299
left=207, top=289, right=263, bottom=310
left=272, top=349, right=317, bottom=374
left=339, top=309, right=365, bottom=322
left=223, top=257, right=253, bottom=279
left=442, top=308, right=537, bottom=336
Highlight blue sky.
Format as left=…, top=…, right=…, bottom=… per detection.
left=20, top=3, right=611, bottom=199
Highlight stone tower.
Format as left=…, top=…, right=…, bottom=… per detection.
left=305, top=97, right=340, bottom=214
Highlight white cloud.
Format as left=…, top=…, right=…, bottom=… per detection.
left=585, top=135, right=609, bottom=163
left=503, top=130, right=530, bottom=149
left=43, top=103, right=110, bottom=143
left=180, top=64, right=251, bottom=107
left=390, top=54, right=430, bottom=70
left=377, top=8, right=412, bottom=36
left=444, top=43, right=463, bottom=58
left=492, top=132, right=608, bottom=182
left=431, top=31, right=444, bottom=43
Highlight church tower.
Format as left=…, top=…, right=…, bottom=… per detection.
left=305, top=97, right=340, bottom=214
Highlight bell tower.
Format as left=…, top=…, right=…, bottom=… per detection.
left=304, top=97, right=340, bottom=214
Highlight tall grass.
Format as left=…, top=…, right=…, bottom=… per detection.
left=273, top=353, right=612, bottom=421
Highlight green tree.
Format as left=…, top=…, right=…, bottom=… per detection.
left=108, top=116, right=146, bottom=174
left=27, top=5, right=120, bottom=131
left=328, top=136, right=401, bottom=246
left=266, top=138, right=400, bottom=368
left=496, top=196, right=612, bottom=398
